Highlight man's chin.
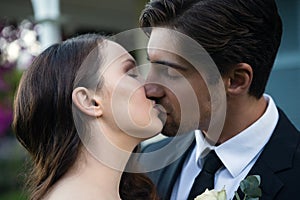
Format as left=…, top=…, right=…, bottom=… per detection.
left=161, top=124, right=192, bottom=137
left=160, top=123, right=178, bottom=137
left=161, top=120, right=199, bottom=137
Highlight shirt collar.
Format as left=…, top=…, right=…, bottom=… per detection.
left=195, top=94, right=279, bottom=177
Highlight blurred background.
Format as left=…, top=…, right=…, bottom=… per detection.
left=0, top=0, right=299, bottom=199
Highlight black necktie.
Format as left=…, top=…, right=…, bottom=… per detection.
left=188, top=150, right=223, bottom=200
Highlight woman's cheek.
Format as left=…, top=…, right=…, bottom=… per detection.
left=128, top=89, right=151, bottom=127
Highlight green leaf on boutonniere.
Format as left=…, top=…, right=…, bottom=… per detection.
left=240, top=175, right=262, bottom=199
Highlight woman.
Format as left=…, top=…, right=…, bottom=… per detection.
left=13, top=34, right=162, bottom=200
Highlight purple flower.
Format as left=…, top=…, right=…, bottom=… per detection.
left=0, top=18, right=40, bottom=138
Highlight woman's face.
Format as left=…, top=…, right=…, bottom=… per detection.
left=98, top=40, right=163, bottom=140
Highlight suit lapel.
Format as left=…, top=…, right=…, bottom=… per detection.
left=155, top=133, right=196, bottom=200
left=234, top=168, right=283, bottom=200
left=246, top=161, right=283, bottom=200
left=157, top=151, right=190, bottom=199
left=234, top=109, right=299, bottom=200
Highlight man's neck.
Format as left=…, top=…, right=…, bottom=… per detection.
left=217, top=95, right=267, bottom=144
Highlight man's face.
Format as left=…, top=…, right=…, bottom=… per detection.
left=145, top=28, right=212, bottom=136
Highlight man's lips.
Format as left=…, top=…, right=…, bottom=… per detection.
left=153, top=104, right=167, bottom=124
left=153, top=104, right=167, bottom=114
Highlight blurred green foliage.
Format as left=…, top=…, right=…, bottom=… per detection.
left=0, top=139, right=28, bottom=200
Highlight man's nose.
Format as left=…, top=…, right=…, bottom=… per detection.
left=144, top=67, right=165, bottom=99
left=144, top=83, right=165, bottom=99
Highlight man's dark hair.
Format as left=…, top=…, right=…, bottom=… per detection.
left=140, top=0, right=283, bottom=98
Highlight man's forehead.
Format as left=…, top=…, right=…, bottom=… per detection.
left=147, top=27, right=212, bottom=70
left=147, top=28, right=181, bottom=62
left=148, top=28, right=178, bottom=51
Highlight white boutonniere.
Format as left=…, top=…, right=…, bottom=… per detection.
left=195, top=175, right=262, bottom=200
left=194, top=188, right=226, bottom=200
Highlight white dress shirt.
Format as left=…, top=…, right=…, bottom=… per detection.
left=171, top=94, right=279, bottom=200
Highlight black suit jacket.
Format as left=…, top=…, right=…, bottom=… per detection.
left=142, top=109, right=300, bottom=200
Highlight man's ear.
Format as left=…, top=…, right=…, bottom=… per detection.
left=224, top=63, right=253, bottom=96
left=72, top=87, right=103, bottom=117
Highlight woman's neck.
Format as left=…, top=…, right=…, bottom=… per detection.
left=74, top=149, right=124, bottom=199
left=44, top=120, right=142, bottom=200
left=45, top=148, right=132, bottom=200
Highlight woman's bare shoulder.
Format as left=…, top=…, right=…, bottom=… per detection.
left=42, top=178, right=111, bottom=200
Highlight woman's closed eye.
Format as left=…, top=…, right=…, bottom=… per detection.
left=123, top=59, right=140, bottom=78
left=127, top=67, right=140, bottom=78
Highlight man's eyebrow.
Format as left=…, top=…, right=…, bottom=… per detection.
left=146, top=55, right=187, bottom=70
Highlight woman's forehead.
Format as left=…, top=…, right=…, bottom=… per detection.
left=101, top=40, right=133, bottom=69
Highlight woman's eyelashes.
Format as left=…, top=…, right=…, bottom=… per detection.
left=127, top=67, right=140, bottom=78
left=124, top=60, right=140, bottom=78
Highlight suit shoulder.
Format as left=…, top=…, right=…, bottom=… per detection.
left=277, top=108, right=299, bottom=135
left=141, top=137, right=173, bottom=153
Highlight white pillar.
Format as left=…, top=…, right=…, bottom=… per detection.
left=31, top=0, right=61, bottom=50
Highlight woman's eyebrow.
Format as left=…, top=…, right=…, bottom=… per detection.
left=122, top=58, right=136, bottom=66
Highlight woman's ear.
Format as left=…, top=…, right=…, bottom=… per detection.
left=224, top=63, right=253, bottom=96
left=72, top=87, right=103, bottom=118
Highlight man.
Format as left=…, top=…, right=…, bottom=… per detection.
left=139, top=0, right=300, bottom=199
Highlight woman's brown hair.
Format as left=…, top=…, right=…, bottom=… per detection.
left=13, top=33, right=158, bottom=200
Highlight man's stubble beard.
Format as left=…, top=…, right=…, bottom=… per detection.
left=160, top=114, right=199, bottom=137
left=159, top=106, right=211, bottom=137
